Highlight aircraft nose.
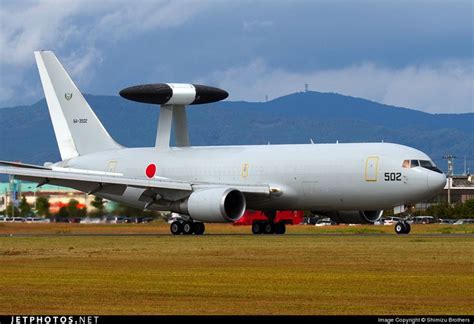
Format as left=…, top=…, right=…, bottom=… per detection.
left=427, top=172, right=446, bottom=193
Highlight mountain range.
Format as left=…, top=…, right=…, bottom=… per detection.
left=1, top=91, right=472, bottom=174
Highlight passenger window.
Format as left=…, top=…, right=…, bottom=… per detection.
left=411, top=160, right=419, bottom=167
left=402, top=160, right=410, bottom=168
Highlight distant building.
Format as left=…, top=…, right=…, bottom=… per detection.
left=416, top=174, right=474, bottom=209
left=0, top=182, right=97, bottom=214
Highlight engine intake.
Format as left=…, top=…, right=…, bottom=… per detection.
left=172, top=187, right=246, bottom=223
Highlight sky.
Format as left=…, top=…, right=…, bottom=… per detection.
left=0, top=0, right=473, bottom=113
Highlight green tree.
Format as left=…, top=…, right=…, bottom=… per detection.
left=35, top=196, right=50, bottom=217
left=57, top=206, right=69, bottom=218
left=420, top=201, right=474, bottom=219
left=5, top=203, right=19, bottom=217
left=464, top=199, right=474, bottom=213
left=116, top=204, right=143, bottom=217
left=115, top=203, right=161, bottom=219
left=19, top=196, right=32, bottom=217
left=67, top=199, right=85, bottom=218
left=78, top=206, right=87, bottom=218
left=91, top=196, right=105, bottom=216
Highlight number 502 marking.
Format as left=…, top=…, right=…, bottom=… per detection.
left=384, top=172, right=401, bottom=181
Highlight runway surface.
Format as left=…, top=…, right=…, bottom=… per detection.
left=2, top=232, right=473, bottom=237
left=1, top=225, right=472, bottom=315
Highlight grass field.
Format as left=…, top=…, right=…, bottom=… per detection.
left=0, top=222, right=473, bottom=315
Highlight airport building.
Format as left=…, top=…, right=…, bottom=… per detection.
left=0, top=181, right=92, bottom=214
left=416, top=174, right=474, bottom=209
left=445, top=175, right=474, bottom=203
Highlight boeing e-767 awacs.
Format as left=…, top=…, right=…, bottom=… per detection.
left=0, top=51, right=446, bottom=235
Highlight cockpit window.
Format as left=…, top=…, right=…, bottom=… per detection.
left=402, top=159, right=443, bottom=173
left=420, top=160, right=443, bottom=173
left=420, top=160, right=434, bottom=168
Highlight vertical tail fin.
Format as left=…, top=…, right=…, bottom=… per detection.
left=34, top=51, right=121, bottom=160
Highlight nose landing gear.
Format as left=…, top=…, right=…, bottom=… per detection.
left=394, top=221, right=411, bottom=234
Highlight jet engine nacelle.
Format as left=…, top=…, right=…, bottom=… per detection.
left=324, top=210, right=383, bottom=224
left=172, top=187, right=246, bottom=223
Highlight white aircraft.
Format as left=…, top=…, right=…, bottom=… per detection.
left=0, top=51, right=446, bottom=235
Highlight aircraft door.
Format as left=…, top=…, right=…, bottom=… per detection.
left=365, top=157, right=379, bottom=182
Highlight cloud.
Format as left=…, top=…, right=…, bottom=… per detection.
left=90, top=0, right=210, bottom=42
left=202, top=59, right=474, bottom=113
left=0, top=0, right=210, bottom=65
left=63, top=47, right=103, bottom=85
left=0, top=0, right=82, bottom=66
left=0, top=0, right=471, bottom=114
left=243, top=20, right=274, bottom=32
left=0, top=0, right=211, bottom=105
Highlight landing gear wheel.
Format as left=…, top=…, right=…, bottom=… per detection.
left=404, top=222, right=411, bottom=234
left=170, top=221, right=183, bottom=235
left=275, top=222, right=286, bottom=235
left=193, top=222, right=205, bottom=235
left=395, top=222, right=407, bottom=235
left=252, top=222, right=263, bottom=235
left=263, top=221, right=275, bottom=234
left=182, top=221, right=194, bottom=235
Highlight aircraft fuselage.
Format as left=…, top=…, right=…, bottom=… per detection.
left=59, top=142, right=446, bottom=212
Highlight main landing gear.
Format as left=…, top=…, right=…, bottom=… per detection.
left=252, top=220, right=286, bottom=235
left=394, top=221, right=411, bottom=234
left=170, top=220, right=205, bottom=235
left=251, top=211, right=287, bottom=235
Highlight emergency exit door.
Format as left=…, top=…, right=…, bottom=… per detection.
left=365, top=157, right=379, bottom=182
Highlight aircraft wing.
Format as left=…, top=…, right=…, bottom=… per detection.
left=0, top=163, right=271, bottom=203
left=0, top=160, right=52, bottom=170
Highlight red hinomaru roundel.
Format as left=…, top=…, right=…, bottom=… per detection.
left=145, top=164, right=156, bottom=178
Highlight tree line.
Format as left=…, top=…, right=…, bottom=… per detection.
left=1, top=195, right=161, bottom=219
left=2, top=195, right=473, bottom=219
left=412, top=199, right=474, bottom=219
left=383, top=199, right=474, bottom=219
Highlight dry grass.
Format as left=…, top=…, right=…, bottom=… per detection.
left=0, top=222, right=472, bottom=315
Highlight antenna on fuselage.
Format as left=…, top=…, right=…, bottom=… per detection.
left=119, top=83, right=228, bottom=149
